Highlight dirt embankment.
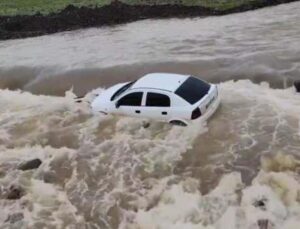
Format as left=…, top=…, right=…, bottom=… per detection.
left=0, top=0, right=298, bottom=40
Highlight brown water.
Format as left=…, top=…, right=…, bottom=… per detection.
left=0, top=2, right=300, bottom=95
left=0, top=2, right=300, bottom=229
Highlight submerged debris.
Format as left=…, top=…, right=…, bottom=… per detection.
left=6, top=185, right=24, bottom=200
left=18, top=158, right=42, bottom=171
left=5, top=212, right=24, bottom=224
left=0, top=169, right=5, bottom=178
left=142, top=121, right=151, bottom=129
left=253, top=197, right=268, bottom=211
left=257, top=219, right=269, bottom=229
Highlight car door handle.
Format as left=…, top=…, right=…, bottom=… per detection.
left=162, top=111, right=167, bottom=115
left=135, top=110, right=141, bottom=114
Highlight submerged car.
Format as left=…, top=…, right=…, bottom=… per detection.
left=91, top=73, right=220, bottom=126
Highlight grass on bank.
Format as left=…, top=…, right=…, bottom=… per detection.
left=0, top=0, right=262, bottom=16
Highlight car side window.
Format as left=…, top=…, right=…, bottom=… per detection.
left=117, top=92, right=143, bottom=107
left=146, top=92, right=170, bottom=107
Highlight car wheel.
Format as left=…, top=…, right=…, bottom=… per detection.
left=169, top=120, right=187, bottom=127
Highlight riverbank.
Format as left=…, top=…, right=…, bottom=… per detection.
left=0, top=0, right=299, bottom=40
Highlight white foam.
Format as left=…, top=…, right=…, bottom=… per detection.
left=130, top=168, right=299, bottom=229
left=0, top=80, right=300, bottom=228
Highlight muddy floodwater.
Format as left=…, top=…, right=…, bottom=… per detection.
left=0, top=2, right=300, bottom=229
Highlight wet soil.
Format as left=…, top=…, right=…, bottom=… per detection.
left=0, top=0, right=298, bottom=40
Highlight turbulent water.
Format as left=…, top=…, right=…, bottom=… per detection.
left=0, top=2, right=300, bottom=229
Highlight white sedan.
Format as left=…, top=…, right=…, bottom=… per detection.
left=91, top=73, right=220, bottom=126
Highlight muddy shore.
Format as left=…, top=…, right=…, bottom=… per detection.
left=0, top=0, right=298, bottom=40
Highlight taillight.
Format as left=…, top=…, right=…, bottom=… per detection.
left=191, top=107, right=202, bottom=120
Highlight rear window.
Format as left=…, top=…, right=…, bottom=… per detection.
left=175, top=77, right=210, bottom=104
left=146, top=93, right=170, bottom=107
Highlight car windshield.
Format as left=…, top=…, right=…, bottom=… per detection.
left=175, top=76, right=211, bottom=104
left=110, top=81, right=136, bottom=101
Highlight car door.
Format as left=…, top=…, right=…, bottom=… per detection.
left=141, top=91, right=172, bottom=121
left=115, top=91, right=144, bottom=117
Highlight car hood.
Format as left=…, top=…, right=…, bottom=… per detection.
left=91, top=82, right=129, bottom=112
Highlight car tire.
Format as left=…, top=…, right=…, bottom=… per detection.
left=169, top=120, right=187, bottom=127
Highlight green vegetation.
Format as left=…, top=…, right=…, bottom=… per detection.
left=0, top=0, right=262, bottom=16
left=0, top=0, right=110, bottom=16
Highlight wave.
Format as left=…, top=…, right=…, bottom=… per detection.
left=0, top=62, right=297, bottom=96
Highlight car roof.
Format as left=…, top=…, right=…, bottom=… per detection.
left=131, top=73, right=189, bottom=92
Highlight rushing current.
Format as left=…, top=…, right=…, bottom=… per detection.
left=0, top=2, right=300, bottom=229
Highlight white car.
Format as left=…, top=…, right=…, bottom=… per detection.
left=91, top=73, right=220, bottom=126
